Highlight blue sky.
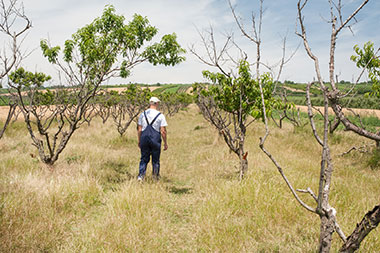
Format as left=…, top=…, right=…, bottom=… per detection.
left=18, top=0, right=380, bottom=84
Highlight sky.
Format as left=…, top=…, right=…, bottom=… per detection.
left=9, top=0, right=380, bottom=85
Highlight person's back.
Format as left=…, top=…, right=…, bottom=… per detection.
left=137, top=97, right=168, bottom=181
left=139, top=108, right=164, bottom=133
left=139, top=109, right=162, bottom=149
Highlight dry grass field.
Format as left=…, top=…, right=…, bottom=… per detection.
left=0, top=104, right=379, bottom=252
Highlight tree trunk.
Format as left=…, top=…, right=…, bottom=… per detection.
left=329, top=117, right=340, bottom=134
left=239, top=150, right=248, bottom=181
left=340, top=204, right=380, bottom=253
left=0, top=104, right=17, bottom=139
left=318, top=212, right=336, bottom=252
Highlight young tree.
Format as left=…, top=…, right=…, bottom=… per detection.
left=191, top=0, right=292, bottom=179
left=194, top=61, right=283, bottom=180
left=110, top=85, right=151, bottom=137
left=11, top=5, right=185, bottom=166
left=93, top=90, right=113, bottom=124
left=0, top=0, right=31, bottom=139
left=158, top=92, right=193, bottom=117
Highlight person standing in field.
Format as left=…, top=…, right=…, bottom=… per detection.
left=137, top=96, right=168, bottom=181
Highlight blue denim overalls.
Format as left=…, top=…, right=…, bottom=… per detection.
left=138, top=111, right=162, bottom=179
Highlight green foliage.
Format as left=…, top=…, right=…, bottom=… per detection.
left=158, top=92, right=193, bottom=116
left=143, top=33, right=186, bottom=66
left=95, top=84, right=151, bottom=110
left=195, top=60, right=285, bottom=121
left=9, top=68, right=51, bottom=88
left=120, top=84, right=151, bottom=106
left=351, top=41, right=380, bottom=97
left=159, top=92, right=192, bottom=106
left=40, top=6, right=185, bottom=84
left=34, top=89, right=55, bottom=105
left=40, top=41, right=60, bottom=64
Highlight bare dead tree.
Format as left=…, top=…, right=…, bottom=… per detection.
left=0, top=0, right=31, bottom=139
left=255, top=0, right=379, bottom=252
left=340, top=205, right=380, bottom=252
left=329, top=116, right=341, bottom=134
left=110, top=86, right=150, bottom=137
left=190, top=26, right=235, bottom=77
left=302, top=0, right=380, bottom=145
left=299, top=1, right=380, bottom=251
left=296, top=1, right=380, bottom=250
left=0, top=0, right=31, bottom=80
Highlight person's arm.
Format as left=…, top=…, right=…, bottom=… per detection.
left=160, top=126, right=168, bottom=151
left=137, top=125, right=142, bottom=148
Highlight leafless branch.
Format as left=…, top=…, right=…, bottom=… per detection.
left=189, top=26, right=233, bottom=77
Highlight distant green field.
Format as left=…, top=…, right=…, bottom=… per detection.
left=152, top=84, right=191, bottom=94
left=281, top=82, right=380, bottom=109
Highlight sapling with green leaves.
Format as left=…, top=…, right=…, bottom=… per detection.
left=10, top=5, right=185, bottom=166
left=194, top=60, right=284, bottom=180
left=191, top=0, right=292, bottom=180
left=93, top=90, right=113, bottom=124
left=158, top=92, right=193, bottom=117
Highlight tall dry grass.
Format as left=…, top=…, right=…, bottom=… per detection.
left=0, top=105, right=379, bottom=252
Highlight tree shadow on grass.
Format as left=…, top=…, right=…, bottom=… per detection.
left=98, top=160, right=134, bottom=191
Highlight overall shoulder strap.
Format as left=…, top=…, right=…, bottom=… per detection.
left=143, top=111, right=149, bottom=125
left=150, top=112, right=161, bottom=126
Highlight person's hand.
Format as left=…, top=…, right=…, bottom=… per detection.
left=138, top=141, right=140, bottom=148
left=164, top=143, right=168, bottom=151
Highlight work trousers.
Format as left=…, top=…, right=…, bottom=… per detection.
left=138, top=128, right=161, bottom=178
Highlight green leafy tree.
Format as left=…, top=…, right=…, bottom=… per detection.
left=158, top=92, right=193, bottom=117
left=11, top=5, right=185, bottom=166
left=194, top=60, right=285, bottom=180
left=351, top=41, right=380, bottom=97
left=93, top=90, right=114, bottom=124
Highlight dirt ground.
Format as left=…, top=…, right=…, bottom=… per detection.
left=0, top=86, right=163, bottom=121
left=296, top=105, right=380, bottom=118
left=105, top=86, right=160, bottom=92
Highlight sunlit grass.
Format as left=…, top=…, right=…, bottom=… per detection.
left=1, top=105, right=379, bottom=252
